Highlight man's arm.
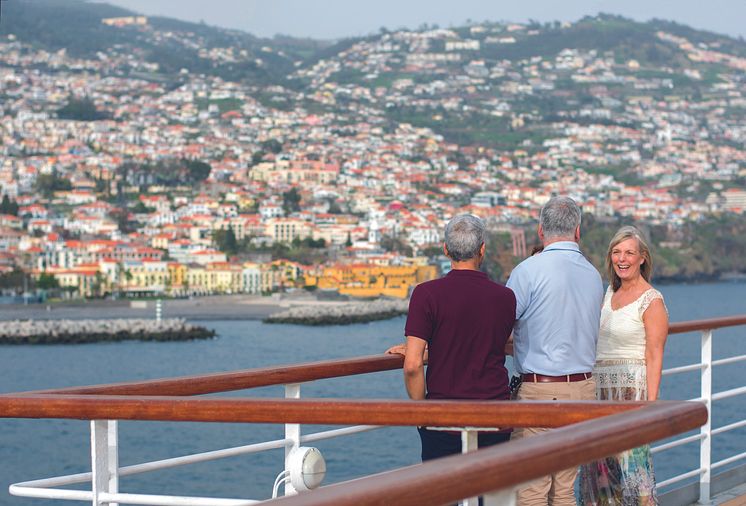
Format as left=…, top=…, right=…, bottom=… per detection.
left=403, top=335, right=428, bottom=400
left=504, top=333, right=514, bottom=356
left=505, top=264, right=528, bottom=319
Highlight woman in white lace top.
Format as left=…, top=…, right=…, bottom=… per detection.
left=578, top=226, right=669, bottom=505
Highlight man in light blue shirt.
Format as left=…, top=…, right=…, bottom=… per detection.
left=506, top=196, right=603, bottom=506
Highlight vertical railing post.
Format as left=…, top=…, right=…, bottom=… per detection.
left=284, top=383, right=301, bottom=496
left=484, top=487, right=518, bottom=506
left=91, top=420, right=119, bottom=506
left=460, top=429, right=479, bottom=506
left=699, top=329, right=713, bottom=504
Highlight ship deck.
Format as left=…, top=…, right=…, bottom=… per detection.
left=712, top=487, right=746, bottom=506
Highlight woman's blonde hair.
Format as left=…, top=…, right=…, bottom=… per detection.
left=606, top=226, right=653, bottom=291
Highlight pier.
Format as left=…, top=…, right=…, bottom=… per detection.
left=0, top=318, right=215, bottom=344
left=264, top=298, right=408, bottom=325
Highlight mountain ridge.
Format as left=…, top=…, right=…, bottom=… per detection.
left=1, top=2, right=744, bottom=84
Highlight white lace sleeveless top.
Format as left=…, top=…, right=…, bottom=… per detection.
left=596, top=286, right=666, bottom=361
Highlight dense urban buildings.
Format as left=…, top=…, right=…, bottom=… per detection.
left=0, top=8, right=744, bottom=299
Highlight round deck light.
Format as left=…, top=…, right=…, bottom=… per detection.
left=288, top=446, right=326, bottom=491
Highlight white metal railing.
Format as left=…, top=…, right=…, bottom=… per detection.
left=9, top=383, right=385, bottom=506
left=8, top=383, right=512, bottom=506
left=653, top=327, right=746, bottom=502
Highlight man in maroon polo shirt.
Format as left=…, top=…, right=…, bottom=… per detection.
left=388, top=214, right=516, bottom=461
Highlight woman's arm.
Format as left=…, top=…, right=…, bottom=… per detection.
left=643, top=298, right=668, bottom=401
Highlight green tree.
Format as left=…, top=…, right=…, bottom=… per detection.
left=57, top=95, right=110, bottom=121
left=261, top=138, right=283, bottom=154
left=36, top=273, right=60, bottom=290
left=282, top=187, right=302, bottom=214
left=185, top=160, right=212, bottom=182
left=250, top=151, right=266, bottom=166
left=109, top=208, right=134, bottom=233
left=213, top=228, right=238, bottom=255
left=34, top=170, right=72, bottom=199
left=132, top=201, right=156, bottom=214
left=0, top=195, right=19, bottom=215
left=0, top=269, right=25, bottom=290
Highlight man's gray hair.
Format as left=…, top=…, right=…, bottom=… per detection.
left=540, top=196, right=582, bottom=240
left=445, top=214, right=485, bottom=262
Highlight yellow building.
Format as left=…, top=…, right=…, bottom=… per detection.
left=167, top=262, right=187, bottom=295
left=207, top=262, right=243, bottom=294
left=46, top=265, right=100, bottom=298
left=126, top=260, right=169, bottom=295
left=183, top=262, right=243, bottom=295
left=304, top=263, right=437, bottom=299
left=185, top=264, right=209, bottom=295
left=261, top=260, right=304, bottom=293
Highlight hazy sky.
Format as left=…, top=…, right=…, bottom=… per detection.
left=102, top=0, right=746, bottom=40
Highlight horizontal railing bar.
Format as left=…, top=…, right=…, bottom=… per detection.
left=119, top=438, right=292, bottom=478
left=11, top=472, right=93, bottom=489
left=662, top=356, right=746, bottom=377
left=99, top=491, right=259, bottom=506
left=8, top=485, right=91, bottom=502
left=265, top=402, right=707, bottom=506
left=13, top=354, right=405, bottom=397
left=9, top=486, right=260, bottom=506
left=668, top=315, right=746, bottom=334
left=712, top=355, right=746, bottom=367
left=662, top=363, right=705, bottom=376
left=712, top=450, right=746, bottom=470
left=651, top=433, right=704, bottom=453
left=712, top=419, right=746, bottom=436
left=10, top=427, right=381, bottom=490
left=11, top=439, right=293, bottom=488
left=301, top=425, right=380, bottom=443
left=656, top=468, right=705, bottom=489
left=712, top=386, right=746, bottom=401
left=0, top=395, right=651, bottom=427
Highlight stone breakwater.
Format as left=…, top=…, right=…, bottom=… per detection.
left=264, top=299, right=409, bottom=326
left=0, top=318, right=216, bottom=344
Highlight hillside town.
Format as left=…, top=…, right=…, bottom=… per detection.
left=0, top=14, right=744, bottom=300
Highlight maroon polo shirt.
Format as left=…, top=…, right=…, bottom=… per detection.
left=405, top=269, right=516, bottom=400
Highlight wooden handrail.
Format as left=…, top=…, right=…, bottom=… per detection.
left=13, top=313, right=743, bottom=398
left=266, top=401, right=707, bottom=506
left=668, top=314, right=746, bottom=334
left=0, top=395, right=650, bottom=427
left=18, top=354, right=404, bottom=397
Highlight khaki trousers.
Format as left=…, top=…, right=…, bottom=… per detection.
left=513, top=378, right=596, bottom=506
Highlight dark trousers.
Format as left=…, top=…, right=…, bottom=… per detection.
left=418, top=426, right=511, bottom=461
left=418, top=427, right=511, bottom=505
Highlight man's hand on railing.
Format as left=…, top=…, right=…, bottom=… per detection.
left=385, top=343, right=406, bottom=355
left=386, top=343, right=428, bottom=362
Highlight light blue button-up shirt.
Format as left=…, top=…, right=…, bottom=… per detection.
left=506, top=241, right=603, bottom=376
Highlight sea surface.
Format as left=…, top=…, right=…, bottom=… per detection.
left=1, top=281, right=745, bottom=505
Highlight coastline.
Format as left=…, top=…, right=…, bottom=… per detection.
left=2, top=276, right=741, bottom=324
left=0, top=293, right=376, bottom=322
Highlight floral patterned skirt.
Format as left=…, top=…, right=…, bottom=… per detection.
left=577, top=359, right=658, bottom=506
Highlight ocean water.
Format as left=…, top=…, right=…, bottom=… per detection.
left=0, top=281, right=745, bottom=504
